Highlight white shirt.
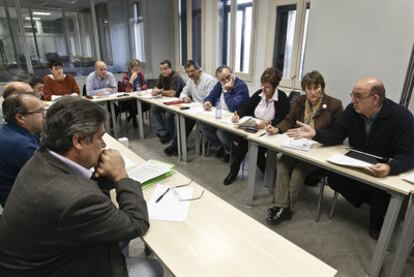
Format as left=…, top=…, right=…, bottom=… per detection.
left=254, top=92, right=278, bottom=121
left=180, top=72, right=216, bottom=103
left=49, top=150, right=93, bottom=179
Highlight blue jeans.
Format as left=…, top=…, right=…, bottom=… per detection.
left=150, top=105, right=175, bottom=137
left=201, top=124, right=233, bottom=154
left=126, top=257, right=163, bottom=277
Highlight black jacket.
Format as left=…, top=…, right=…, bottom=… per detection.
left=0, top=150, right=149, bottom=277
left=236, top=89, right=290, bottom=126
left=314, top=99, right=414, bottom=175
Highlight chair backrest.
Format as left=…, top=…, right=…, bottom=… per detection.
left=146, top=79, right=157, bottom=89
left=82, top=84, right=87, bottom=96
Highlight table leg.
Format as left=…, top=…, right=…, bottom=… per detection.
left=389, top=196, right=414, bottom=277
left=194, top=123, right=201, bottom=155
left=245, top=141, right=259, bottom=208
left=179, top=114, right=188, bottom=162
left=264, top=150, right=277, bottom=195
left=136, top=99, right=144, bottom=139
left=175, top=114, right=182, bottom=161
left=369, top=193, right=403, bottom=277
left=110, top=101, right=118, bottom=138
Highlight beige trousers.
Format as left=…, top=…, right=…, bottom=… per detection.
left=275, top=155, right=317, bottom=209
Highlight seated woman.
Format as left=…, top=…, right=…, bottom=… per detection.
left=223, top=67, right=290, bottom=185
left=118, top=59, right=150, bottom=128
left=43, top=59, right=80, bottom=101
left=266, top=70, right=343, bottom=225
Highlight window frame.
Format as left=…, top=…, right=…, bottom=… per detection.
left=174, top=0, right=204, bottom=72
left=214, top=0, right=257, bottom=82
left=266, top=0, right=310, bottom=90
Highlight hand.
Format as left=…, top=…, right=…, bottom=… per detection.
left=152, top=88, right=161, bottom=96
left=266, top=125, right=279, bottom=135
left=370, top=163, right=391, bottom=178
left=130, top=71, right=138, bottom=82
left=96, top=91, right=106, bottom=96
left=255, top=120, right=268, bottom=129
left=231, top=111, right=240, bottom=123
left=94, top=149, right=128, bottom=182
left=286, top=121, right=316, bottom=139
left=182, top=96, right=192, bottom=103
left=203, top=101, right=212, bottom=111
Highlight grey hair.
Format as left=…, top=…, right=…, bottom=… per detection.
left=370, top=84, right=386, bottom=103
left=40, top=97, right=107, bottom=154
left=215, top=65, right=233, bottom=76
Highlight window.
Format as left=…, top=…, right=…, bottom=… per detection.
left=176, top=0, right=202, bottom=68
left=270, top=0, right=310, bottom=89
left=216, top=0, right=255, bottom=79
left=131, top=1, right=146, bottom=63
left=0, top=0, right=151, bottom=82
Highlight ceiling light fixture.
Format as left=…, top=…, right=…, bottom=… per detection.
left=25, top=17, right=41, bottom=21
left=33, top=12, right=51, bottom=16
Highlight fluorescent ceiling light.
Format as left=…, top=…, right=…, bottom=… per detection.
left=33, top=12, right=51, bottom=16
left=25, top=17, right=41, bottom=21
left=71, top=1, right=79, bottom=4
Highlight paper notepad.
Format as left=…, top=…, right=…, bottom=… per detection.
left=128, top=160, right=174, bottom=185
left=403, top=174, right=414, bottom=184
left=234, top=116, right=257, bottom=128
left=282, top=138, right=317, bottom=151
left=328, top=153, right=374, bottom=174
left=148, top=184, right=193, bottom=221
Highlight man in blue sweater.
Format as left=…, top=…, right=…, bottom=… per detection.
left=0, top=93, right=45, bottom=206
left=286, top=77, right=414, bottom=239
left=202, top=65, right=249, bottom=162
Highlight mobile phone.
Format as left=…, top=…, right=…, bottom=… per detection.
left=180, top=106, right=190, bottom=110
left=244, top=127, right=258, bottom=133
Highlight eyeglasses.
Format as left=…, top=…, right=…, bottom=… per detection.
left=171, top=180, right=204, bottom=202
left=350, top=92, right=375, bottom=101
left=22, top=107, right=46, bottom=116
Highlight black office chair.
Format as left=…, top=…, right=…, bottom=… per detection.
left=82, top=84, right=87, bottom=96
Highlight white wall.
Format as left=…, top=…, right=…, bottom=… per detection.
left=304, top=0, right=414, bottom=105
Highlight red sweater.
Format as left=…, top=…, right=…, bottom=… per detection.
left=43, top=74, right=80, bottom=101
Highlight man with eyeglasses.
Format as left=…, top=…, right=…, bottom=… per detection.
left=202, top=65, right=249, bottom=162
left=0, top=93, right=45, bottom=206
left=286, top=77, right=414, bottom=239
left=1, top=81, right=34, bottom=125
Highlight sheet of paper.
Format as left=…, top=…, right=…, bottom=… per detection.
left=128, top=160, right=173, bottom=184
left=403, top=173, right=414, bottom=184
left=148, top=184, right=193, bottom=221
left=282, top=138, right=317, bottom=151
left=327, top=153, right=374, bottom=174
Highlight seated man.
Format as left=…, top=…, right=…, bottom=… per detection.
left=0, top=93, right=44, bottom=206
left=287, top=77, right=414, bottom=239
left=164, top=60, right=216, bottom=156
left=29, top=76, right=44, bottom=99
left=1, top=81, right=34, bottom=124
left=151, top=60, right=185, bottom=143
left=43, top=59, right=80, bottom=101
left=86, top=60, right=117, bottom=96
left=0, top=97, right=162, bottom=276
left=202, top=65, right=249, bottom=162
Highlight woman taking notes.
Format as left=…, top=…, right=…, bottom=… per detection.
left=266, top=71, right=343, bottom=225
left=223, top=67, right=290, bottom=185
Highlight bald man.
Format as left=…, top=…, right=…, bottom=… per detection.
left=286, top=77, right=414, bottom=239
left=0, top=93, right=45, bottom=206
left=1, top=81, right=34, bottom=125
left=86, top=61, right=116, bottom=96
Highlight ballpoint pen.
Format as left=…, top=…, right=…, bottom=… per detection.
left=259, top=132, right=267, bottom=137
left=155, top=187, right=170, bottom=203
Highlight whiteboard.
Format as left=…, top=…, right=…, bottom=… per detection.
left=303, top=0, right=414, bottom=105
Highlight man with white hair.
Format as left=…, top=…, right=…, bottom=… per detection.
left=86, top=60, right=117, bottom=96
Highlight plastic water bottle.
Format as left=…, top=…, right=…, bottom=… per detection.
left=215, top=98, right=222, bottom=119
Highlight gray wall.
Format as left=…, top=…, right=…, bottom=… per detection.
left=304, top=0, right=414, bottom=105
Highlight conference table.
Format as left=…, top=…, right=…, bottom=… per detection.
left=246, top=132, right=414, bottom=277
left=104, top=134, right=337, bottom=277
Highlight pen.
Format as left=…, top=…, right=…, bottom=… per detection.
left=155, top=187, right=170, bottom=203
left=259, top=132, right=266, bottom=137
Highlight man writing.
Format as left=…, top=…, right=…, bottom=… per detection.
left=86, top=60, right=117, bottom=96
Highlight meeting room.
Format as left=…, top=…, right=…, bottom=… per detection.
left=0, top=0, right=414, bottom=276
